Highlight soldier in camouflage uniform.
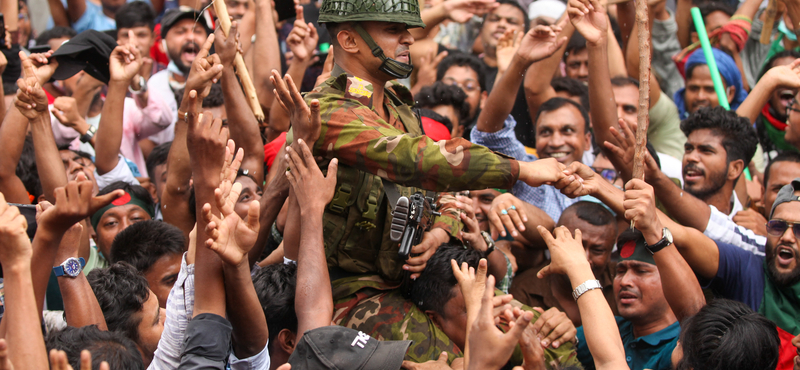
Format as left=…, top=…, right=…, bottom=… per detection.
left=288, top=0, right=581, bottom=366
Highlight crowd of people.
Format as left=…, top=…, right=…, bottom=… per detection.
left=0, top=0, right=798, bottom=367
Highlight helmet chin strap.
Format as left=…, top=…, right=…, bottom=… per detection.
left=353, top=24, right=414, bottom=79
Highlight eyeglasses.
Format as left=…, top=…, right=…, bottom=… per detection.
left=765, top=220, right=800, bottom=237
left=786, top=98, right=800, bottom=116
left=591, top=167, right=618, bottom=183
left=441, top=77, right=479, bottom=93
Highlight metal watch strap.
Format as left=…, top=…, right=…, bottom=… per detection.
left=480, top=231, right=495, bottom=255
left=572, top=279, right=603, bottom=301
left=80, top=125, right=97, bottom=143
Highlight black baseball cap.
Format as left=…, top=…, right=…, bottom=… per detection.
left=770, top=178, right=800, bottom=219
left=288, top=326, right=411, bottom=370
left=160, top=7, right=211, bottom=39
left=51, top=30, right=118, bottom=84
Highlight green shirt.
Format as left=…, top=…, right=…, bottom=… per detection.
left=576, top=317, right=679, bottom=370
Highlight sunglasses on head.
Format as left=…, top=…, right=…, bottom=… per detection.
left=765, top=220, right=800, bottom=237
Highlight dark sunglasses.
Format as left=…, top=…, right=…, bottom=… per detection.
left=591, top=167, right=618, bottom=183
left=765, top=220, right=800, bottom=237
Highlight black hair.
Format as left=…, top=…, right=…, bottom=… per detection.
left=173, top=83, right=224, bottom=109
left=415, top=82, right=471, bottom=123
left=17, top=135, right=42, bottom=202
left=325, top=22, right=351, bottom=47
left=763, top=151, right=800, bottom=187
left=616, top=227, right=644, bottom=248
left=115, top=1, right=156, bottom=31
left=564, top=32, right=587, bottom=61
left=689, top=2, right=735, bottom=37
left=534, top=97, right=591, bottom=132
left=685, top=62, right=728, bottom=86
left=87, top=262, right=151, bottom=345
left=252, top=263, right=298, bottom=344
left=483, top=0, right=529, bottom=33
left=34, top=26, right=77, bottom=47
left=551, top=77, right=590, bottom=111
left=97, top=181, right=156, bottom=215
left=410, top=243, right=483, bottom=317
left=436, top=52, right=487, bottom=92
left=758, top=50, right=800, bottom=82
left=561, top=201, right=615, bottom=227
left=110, top=220, right=185, bottom=274
left=680, top=107, right=758, bottom=166
left=675, top=299, right=779, bottom=370
left=145, top=142, right=172, bottom=182
left=46, top=325, right=144, bottom=370
left=611, top=76, right=640, bottom=89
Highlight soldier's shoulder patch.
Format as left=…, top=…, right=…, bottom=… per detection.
left=346, top=76, right=373, bottom=99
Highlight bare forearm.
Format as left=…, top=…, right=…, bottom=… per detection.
left=650, top=173, right=711, bottom=231
left=58, top=274, right=108, bottom=329
left=676, top=0, right=693, bottom=48
left=250, top=170, right=290, bottom=265
left=587, top=40, right=620, bottom=155
left=606, top=26, right=627, bottom=78
left=191, top=177, right=228, bottom=317
left=31, top=227, right=65, bottom=314
left=736, top=76, right=775, bottom=122
left=221, top=69, right=265, bottom=183
left=47, top=0, right=69, bottom=26
left=253, top=0, right=280, bottom=109
left=162, top=99, right=195, bottom=241
left=477, top=57, right=531, bottom=133
left=4, top=264, right=48, bottom=370
left=415, top=5, right=448, bottom=39
left=295, top=207, right=333, bottom=339
left=223, top=261, right=268, bottom=358
left=0, top=108, right=32, bottom=203
left=524, top=22, right=572, bottom=115
left=519, top=203, right=555, bottom=246
left=30, top=114, right=68, bottom=202
left=649, top=245, right=705, bottom=322
left=94, top=82, right=127, bottom=175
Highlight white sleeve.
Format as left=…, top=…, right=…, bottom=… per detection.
left=703, top=205, right=766, bottom=257
left=94, top=155, right=140, bottom=190
left=228, top=341, right=271, bottom=370
left=147, top=254, right=195, bottom=370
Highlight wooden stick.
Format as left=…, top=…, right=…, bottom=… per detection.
left=631, top=0, right=651, bottom=228
left=761, top=0, right=778, bottom=45
left=213, top=0, right=266, bottom=122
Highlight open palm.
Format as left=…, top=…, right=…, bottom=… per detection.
left=517, top=25, right=566, bottom=65
left=567, top=0, right=607, bottom=45
left=204, top=182, right=260, bottom=266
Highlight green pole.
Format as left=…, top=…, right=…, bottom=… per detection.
left=690, top=7, right=731, bottom=110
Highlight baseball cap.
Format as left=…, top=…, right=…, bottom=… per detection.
left=288, top=326, right=411, bottom=370
left=51, top=30, right=118, bottom=84
left=160, top=7, right=211, bottom=39
left=769, top=178, right=800, bottom=219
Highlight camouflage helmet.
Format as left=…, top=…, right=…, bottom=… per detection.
left=318, top=0, right=425, bottom=28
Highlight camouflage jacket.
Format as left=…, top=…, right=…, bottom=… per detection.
left=298, top=66, right=521, bottom=281
left=332, top=275, right=582, bottom=368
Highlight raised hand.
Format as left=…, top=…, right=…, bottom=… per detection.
left=38, top=174, right=125, bottom=233
left=271, top=70, right=322, bottom=145
left=49, top=350, right=72, bottom=370
left=0, top=192, right=32, bottom=268
left=764, top=58, right=800, bottom=89
left=215, top=141, right=245, bottom=215
left=622, top=179, right=662, bottom=235
left=25, top=50, right=59, bottom=85
left=286, top=3, right=319, bottom=64
left=314, top=49, right=335, bottom=86
left=529, top=307, right=577, bottom=349
left=496, top=29, right=521, bottom=74
left=603, top=118, right=660, bottom=182
left=108, top=44, right=143, bottom=84
left=415, top=50, right=448, bottom=90
left=519, top=158, right=568, bottom=187
left=401, top=352, right=451, bottom=370
left=203, top=181, right=261, bottom=267
left=284, top=139, right=338, bottom=213
left=187, top=107, right=230, bottom=181
left=514, top=325, right=546, bottom=370
left=453, top=196, right=489, bottom=252
left=536, top=226, right=590, bottom=278
left=567, top=0, right=607, bottom=45
left=486, top=193, right=529, bottom=239
left=215, top=19, right=243, bottom=67
left=516, top=25, right=567, bottom=66
left=15, top=51, right=49, bottom=119
left=185, top=35, right=223, bottom=100
left=451, top=258, right=489, bottom=316
left=443, top=0, right=499, bottom=23
left=52, top=97, right=89, bottom=131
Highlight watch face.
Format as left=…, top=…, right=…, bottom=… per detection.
left=64, top=259, right=81, bottom=276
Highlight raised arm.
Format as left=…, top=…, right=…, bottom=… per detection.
left=94, top=45, right=143, bottom=175
left=623, top=179, right=706, bottom=322
left=47, top=0, right=70, bottom=27
left=476, top=26, right=566, bottom=133
left=0, top=196, right=48, bottom=370
left=65, top=0, right=87, bottom=27
left=624, top=0, right=664, bottom=108
left=412, top=0, right=498, bottom=39
left=54, top=222, right=108, bottom=329
left=536, top=224, right=627, bottom=370
left=216, top=21, right=266, bottom=186
left=736, top=59, right=800, bottom=122
left=285, top=139, right=338, bottom=340
left=201, top=146, right=268, bottom=359
left=524, top=16, right=574, bottom=117
left=250, top=0, right=281, bottom=111
left=675, top=0, right=693, bottom=48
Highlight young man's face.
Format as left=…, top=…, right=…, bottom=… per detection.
left=765, top=200, right=800, bottom=287
left=565, top=48, right=589, bottom=82
left=613, top=260, right=671, bottom=324
left=469, top=189, right=502, bottom=232
left=164, top=19, right=209, bottom=74
left=535, top=104, right=591, bottom=165
left=233, top=176, right=263, bottom=220
left=143, top=253, right=182, bottom=308
left=152, top=163, right=168, bottom=204
left=94, top=205, right=152, bottom=258
left=767, top=56, right=798, bottom=118
left=786, top=95, right=800, bottom=149
left=224, top=0, right=249, bottom=20
left=612, top=84, right=638, bottom=126
left=59, top=150, right=98, bottom=193
left=764, top=161, right=800, bottom=215
left=559, top=217, right=616, bottom=278
left=480, top=4, right=526, bottom=56
left=684, top=65, right=731, bottom=113
left=134, top=288, right=166, bottom=365
left=355, top=21, right=414, bottom=80
left=441, top=65, right=484, bottom=120
left=682, top=129, right=730, bottom=200
left=118, top=26, right=155, bottom=59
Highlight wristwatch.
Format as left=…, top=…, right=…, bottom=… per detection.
left=572, top=279, right=603, bottom=301
left=480, top=231, right=496, bottom=255
left=128, top=75, right=148, bottom=94
left=53, top=257, right=86, bottom=278
left=80, top=125, right=97, bottom=143
left=645, top=227, right=673, bottom=255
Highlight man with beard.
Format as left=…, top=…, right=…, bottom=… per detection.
left=146, top=8, right=211, bottom=146
left=670, top=178, right=800, bottom=369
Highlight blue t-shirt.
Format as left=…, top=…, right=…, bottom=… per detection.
left=704, top=241, right=765, bottom=311
left=576, top=317, right=679, bottom=370
left=72, top=1, right=116, bottom=33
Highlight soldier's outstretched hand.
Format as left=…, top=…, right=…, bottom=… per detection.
left=272, top=70, right=322, bottom=146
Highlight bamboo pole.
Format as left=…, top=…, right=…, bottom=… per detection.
left=761, top=0, right=778, bottom=45
left=631, top=0, right=651, bottom=181
left=213, top=0, right=265, bottom=121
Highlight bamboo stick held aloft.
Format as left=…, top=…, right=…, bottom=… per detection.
left=213, top=0, right=266, bottom=121
left=632, top=0, right=651, bottom=181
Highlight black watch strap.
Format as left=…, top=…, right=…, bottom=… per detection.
left=80, top=125, right=97, bottom=143
left=645, top=228, right=673, bottom=255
